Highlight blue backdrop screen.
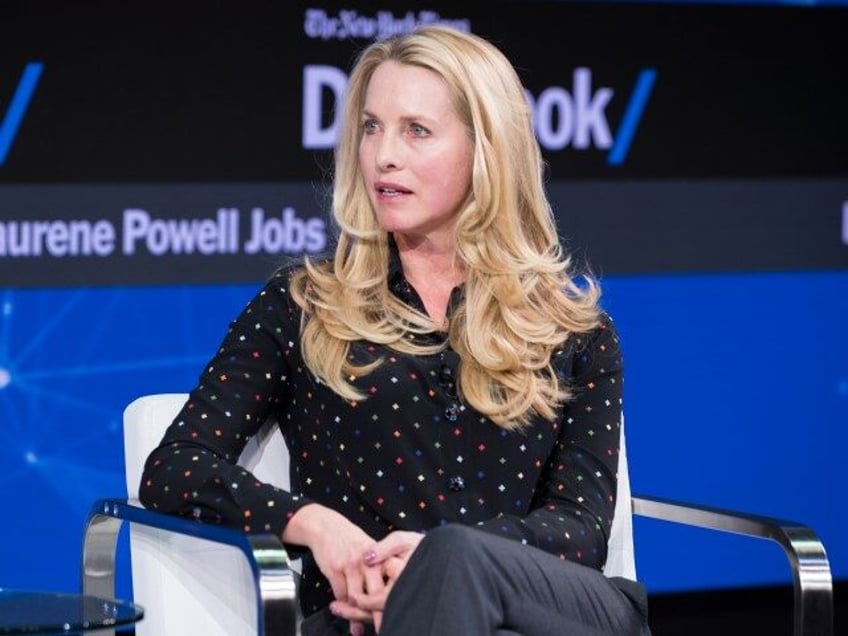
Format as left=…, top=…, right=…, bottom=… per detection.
left=1, top=271, right=844, bottom=594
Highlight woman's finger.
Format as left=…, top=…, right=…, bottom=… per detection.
left=364, top=563, right=386, bottom=597
left=344, top=556, right=365, bottom=602
left=329, top=600, right=372, bottom=624
left=382, top=555, right=405, bottom=582
left=363, top=531, right=424, bottom=565
left=347, top=561, right=389, bottom=614
left=327, top=570, right=348, bottom=606
left=350, top=587, right=389, bottom=612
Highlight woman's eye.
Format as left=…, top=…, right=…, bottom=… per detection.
left=363, top=119, right=379, bottom=134
left=409, top=123, right=429, bottom=136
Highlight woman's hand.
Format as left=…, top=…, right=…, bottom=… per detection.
left=341, top=530, right=425, bottom=632
left=282, top=503, right=384, bottom=635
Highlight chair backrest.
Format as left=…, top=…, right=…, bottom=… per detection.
left=124, top=393, right=291, bottom=636
left=123, top=393, right=636, bottom=635
left=606, top=414, right=637, bottom=580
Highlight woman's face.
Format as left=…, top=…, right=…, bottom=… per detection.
left=358, top=61, right=473, bottom=247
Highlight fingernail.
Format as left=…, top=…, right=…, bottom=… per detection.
left=363, top=549, right=377, bottom=564
left=329, top=602, right=341, bottom=616
left=350, top=625, right=364, bottom=636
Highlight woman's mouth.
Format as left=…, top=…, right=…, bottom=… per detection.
left=376, top=182, right=412, bottom=197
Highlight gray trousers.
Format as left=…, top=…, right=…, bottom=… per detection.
left=303, top=523, right=650, bottom=635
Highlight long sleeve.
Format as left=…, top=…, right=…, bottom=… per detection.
left=475, top=317, right=623, bottom=571
left=138, top=271, right=313, bottom=538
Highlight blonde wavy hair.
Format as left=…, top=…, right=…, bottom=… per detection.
left=290, top=25, right=601, bottom=429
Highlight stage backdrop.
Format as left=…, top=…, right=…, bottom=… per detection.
left=1, top=0, right=846, bottom=597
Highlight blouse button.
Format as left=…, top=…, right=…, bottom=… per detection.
left=444, top=403, right=460, bottom=422
left=448, top=476, right=466, bottom=492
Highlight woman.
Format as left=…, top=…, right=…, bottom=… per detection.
left=140, top=25, right=649, bottom=635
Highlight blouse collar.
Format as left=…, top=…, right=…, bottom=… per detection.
left=386, top=236, right=465, bottom=323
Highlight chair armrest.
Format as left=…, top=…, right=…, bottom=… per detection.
left=81, top=498, right=300, bottom=636
left=632, top=494, right=832, bottom=636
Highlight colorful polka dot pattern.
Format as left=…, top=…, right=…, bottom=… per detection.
left=140, top=264, right=623, bottom=615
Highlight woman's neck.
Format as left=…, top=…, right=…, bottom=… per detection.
left=394, top=233, right=465, bottom=326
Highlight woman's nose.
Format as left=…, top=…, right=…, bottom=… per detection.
left=376, top=133, right=401, bottom=171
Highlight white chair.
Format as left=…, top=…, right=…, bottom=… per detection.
left=81, top=393, right=833, bottom=635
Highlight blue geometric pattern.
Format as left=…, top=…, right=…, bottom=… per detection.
left=0, top=284, right=253, bottom=592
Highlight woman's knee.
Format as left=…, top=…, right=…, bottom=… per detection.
left=424, top=522, right=480, bottom=545
left=416, top=523, right=486, bottom=563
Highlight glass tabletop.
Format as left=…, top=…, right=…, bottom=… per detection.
left=0, top=589, right=143, bottom=634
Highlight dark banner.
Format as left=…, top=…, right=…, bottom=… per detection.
left=1, top=1, right=846, bottom=181
left=2, top=179, right=845, bottom=285
left=1, top=1, right=847, bottom=285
